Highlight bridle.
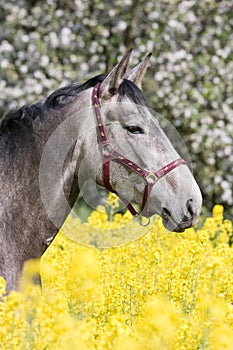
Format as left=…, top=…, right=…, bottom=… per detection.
left=92, top=83, right=186, bottom=218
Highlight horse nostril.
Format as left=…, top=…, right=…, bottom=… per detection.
left=186, top=199, right=194, bottom=217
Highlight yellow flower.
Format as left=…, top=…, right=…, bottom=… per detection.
left=212, top=204, right=224, bottom=220
left=0, top=203, right=232, bottom=350
left=0, top=276, right=6, bottom=296
left=106, top=192, right=120, bottom=209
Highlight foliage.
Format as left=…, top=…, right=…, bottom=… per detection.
left=0, top=0, right=232, bottom=215
left=0, top=203, right=233, bottom=349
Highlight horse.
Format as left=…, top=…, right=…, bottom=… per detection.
left=0, top=49, right=202, bottom=293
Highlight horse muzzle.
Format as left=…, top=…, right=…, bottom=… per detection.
left=161, top=200, right=200, bottom=232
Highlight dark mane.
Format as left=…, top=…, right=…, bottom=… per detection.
left=44, top=74, right=106, bottom=109
left=0, top=75, right=106, bottom=133
left=0, top=74, right=148, bottom=133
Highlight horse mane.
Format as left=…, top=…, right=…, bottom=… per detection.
left=0, top=74, right=148, bottom=133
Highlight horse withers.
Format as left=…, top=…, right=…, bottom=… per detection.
left=0, top=50, right=202, bottom=293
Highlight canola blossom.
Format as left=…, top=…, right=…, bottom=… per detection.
left=0, top=202, right=233, bottom=349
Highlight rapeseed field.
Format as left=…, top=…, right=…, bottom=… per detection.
left=0, top=200, right=233, bottom=349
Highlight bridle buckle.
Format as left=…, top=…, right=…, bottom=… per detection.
left=145, top=172, right=158, bottom=185
left=102, top=143, right=114, bottom=157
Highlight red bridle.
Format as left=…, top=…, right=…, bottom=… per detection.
left=92, top=83, right=186, bottom=217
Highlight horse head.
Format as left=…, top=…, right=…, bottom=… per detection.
left=83, top=49, right=202, bottom=232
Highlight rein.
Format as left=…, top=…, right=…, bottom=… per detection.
left=92, top=83, right=186, bottom=218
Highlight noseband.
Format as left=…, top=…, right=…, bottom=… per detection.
left=92, top=83, right=186, bottom=218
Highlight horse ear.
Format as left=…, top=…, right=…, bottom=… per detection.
left=99, top=48, right=133, bottom=99
left=125, top=52, right=152, bottom=88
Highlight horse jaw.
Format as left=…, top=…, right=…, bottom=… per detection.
left=148, top=165, right=203, bottom=232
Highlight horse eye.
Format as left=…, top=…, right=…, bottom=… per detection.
left=124, top=125, right=144, bottom=134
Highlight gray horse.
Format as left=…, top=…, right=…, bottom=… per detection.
left=0, top=50, right=202, bottom=293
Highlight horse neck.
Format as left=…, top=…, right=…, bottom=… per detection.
left=36, top=88, right=95, bottom=224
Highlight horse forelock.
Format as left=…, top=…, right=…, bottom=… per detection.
left=118, top=79, right=149, bottom=107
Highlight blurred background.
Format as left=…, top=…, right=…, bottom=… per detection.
left=0, top=0, right=232, bottom=218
